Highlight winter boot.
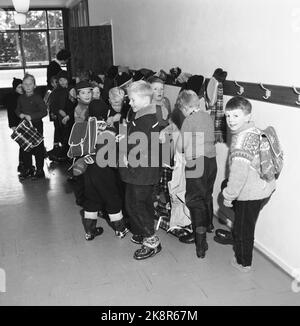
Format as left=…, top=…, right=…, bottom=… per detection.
left=112, top=218, right=129, bottom=239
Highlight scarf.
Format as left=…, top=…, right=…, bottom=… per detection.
left=210, top=83, right=227, bottom=143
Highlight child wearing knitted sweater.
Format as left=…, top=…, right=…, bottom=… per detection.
left=223, top=96, right=275, bottom=272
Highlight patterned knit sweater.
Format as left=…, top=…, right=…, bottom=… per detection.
left=223, top=121, right=276, bottom=201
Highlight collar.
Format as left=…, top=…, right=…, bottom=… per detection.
left=134, top=103, right=156, bottom=119
left=231, top=121, right=255, bottom=135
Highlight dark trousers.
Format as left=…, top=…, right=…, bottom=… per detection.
left=232, top=198, right=267, bottom=267
left=23, top=120, right=44, bottom=171
left=83, top=164, right=122, bottom=214
left=53, top=118, right=63, bottom=144
left=232, top=199, right=267, bottom=266
left=185, top=157, right=217, bottom=230
left=125, top=183, right=155, bottom=238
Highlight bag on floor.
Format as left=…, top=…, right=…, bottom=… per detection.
left=11, top=119, right=44, bottom=152
left=259, top=126, right=283, bottom=182
left=67, top=117, right=97, bottom=158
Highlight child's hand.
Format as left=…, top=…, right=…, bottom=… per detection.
left=24, top=114, right=31, bottom=122
left=223, top=199, right=233, bottom=207
left=106, top=116, right=114, bottom=126
left=62, top=115, right=70, bottom=125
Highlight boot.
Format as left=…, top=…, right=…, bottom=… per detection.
left=112, top=218, right=129, bottom=238
left=179, top=232, right=195, bottom=244
left=195, top=227, right=208, bottom=258
left=84, top=219, right=103, bottom=241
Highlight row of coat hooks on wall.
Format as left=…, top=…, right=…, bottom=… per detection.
left=223, top=80, right=300, bottom=108
left=113, top=66, right=300, bottom=109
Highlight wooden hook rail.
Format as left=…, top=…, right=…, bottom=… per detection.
left=215, top=80, right=300, bottom=109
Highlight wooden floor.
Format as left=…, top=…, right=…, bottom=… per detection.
left=0, top=110, right=298, bottom=306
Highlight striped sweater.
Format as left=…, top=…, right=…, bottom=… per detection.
left=223, top=122, right=275, bottom=201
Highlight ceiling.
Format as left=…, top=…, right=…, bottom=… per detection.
left=0, top=0, right=78, bottom=8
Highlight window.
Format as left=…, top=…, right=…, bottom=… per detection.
left=0, top=9, right=66, bottom=88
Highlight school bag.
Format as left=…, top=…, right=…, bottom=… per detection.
left=11, top=119, right=44, bottom=152
left=67, top=116, right=97, bottom=158
left=258, top=126, right=283, bottom=182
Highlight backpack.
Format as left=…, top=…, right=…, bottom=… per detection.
left=67, top=117, right=97, bottom=158
left=259, top=126, right=283, bottom=182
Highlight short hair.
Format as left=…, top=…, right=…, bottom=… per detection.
left=56, top=49, right=71, bottom=61
left=23, top=73, right=36, bottom=85
left=225, top=96, right=252, bottom=114
left=109, top=87, right=125, bottom=102
left=147, top=76, right=164, bottom=84
left=127, top=80, right=153, bottom=98
left=175, top=89, right=200, bottom=111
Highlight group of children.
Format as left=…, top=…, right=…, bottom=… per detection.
left=5, top=70, right=276, bottom=271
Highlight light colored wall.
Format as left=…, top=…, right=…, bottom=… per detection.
left=89, top=0, right=300, bottom=275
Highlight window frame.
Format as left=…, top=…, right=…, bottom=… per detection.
left=0, top=8, right=68, bottom=74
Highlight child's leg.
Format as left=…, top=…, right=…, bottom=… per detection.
left=83, top=211, right=103, bottom=241
left=205, top=157, right=217, bottom=232
left=126, top=184, right=161, bottom=260
left=232, top=199, right=265, bottom=267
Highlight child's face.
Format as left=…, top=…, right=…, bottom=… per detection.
left=15, top=84, right=23, bottom=95
left=151, top=82, right=164, bottom=102
left=109, top=96, right=123, bottom=113
left=225, top=109, right=251, bottom=132
left=77, top=88, right=92, bottom=104
left=23, top=78, right=35, bottom=95
left=58, top=77, right=68, bottom=88
left=92, top=87, right=100, bottom=100
left=129, top=93, right=151, bottom=112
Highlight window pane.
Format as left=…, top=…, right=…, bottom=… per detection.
left=25, top=68, right=47, bottom=86
left=0, top=32, right=22, bottom=67
left=21, top=11, right=47, bottom=29
left=0, top=69, right=24, bottom=88
left=22, top=31, right=48, bottom=66
left=48, top=10, right=63, bottom=29
left=0, top=10, right=18, bottom=30
left=49, top=30, right=65, bottom=60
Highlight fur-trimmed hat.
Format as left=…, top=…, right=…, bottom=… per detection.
left=12, top=77, right=22, bottom=90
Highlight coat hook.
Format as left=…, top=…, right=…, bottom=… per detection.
left=260, top=83, right=271, bottom=99
left=234, top=81, right=244, bottom=95
left=292, top=86, right=300, bottom=105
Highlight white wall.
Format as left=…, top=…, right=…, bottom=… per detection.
left=89, top=0, right=300, bottom=275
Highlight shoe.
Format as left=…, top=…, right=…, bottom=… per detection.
left=231, top=257, right=252, bottom=273
left=31, top=169, right=45, bottom=180
left=85, top=227, right=104, bottom=241
left=131, top=234, right=144, bottom=245
left=214, top=229, right=233, bottom=245
left=133, top=243, right=162, bottom=260
left=115, top=227, right=130, bottom=239
left=19, top=167, right=35, bottom=180
left=195, top=231, right=208, bottom=258
left=17, top=163, right=25, bottom=173
left=179, top=232, right=195, bottom=244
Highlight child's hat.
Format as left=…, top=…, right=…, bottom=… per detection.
left=56, top=70, right=69, bottom=80
left=184, top=75, right=205, bottom=94
left=213, top=68, right=227, bottom=82
left=75, top=80, right=92, bottom=91
left=12, top=77, right=22, bottom=89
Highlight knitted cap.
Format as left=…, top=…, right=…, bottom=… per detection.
left=56, top=70, right=69, bottom=81
left=185, top=75, right=204, bottom=94
left=12, top=77, right=22, bottom=89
